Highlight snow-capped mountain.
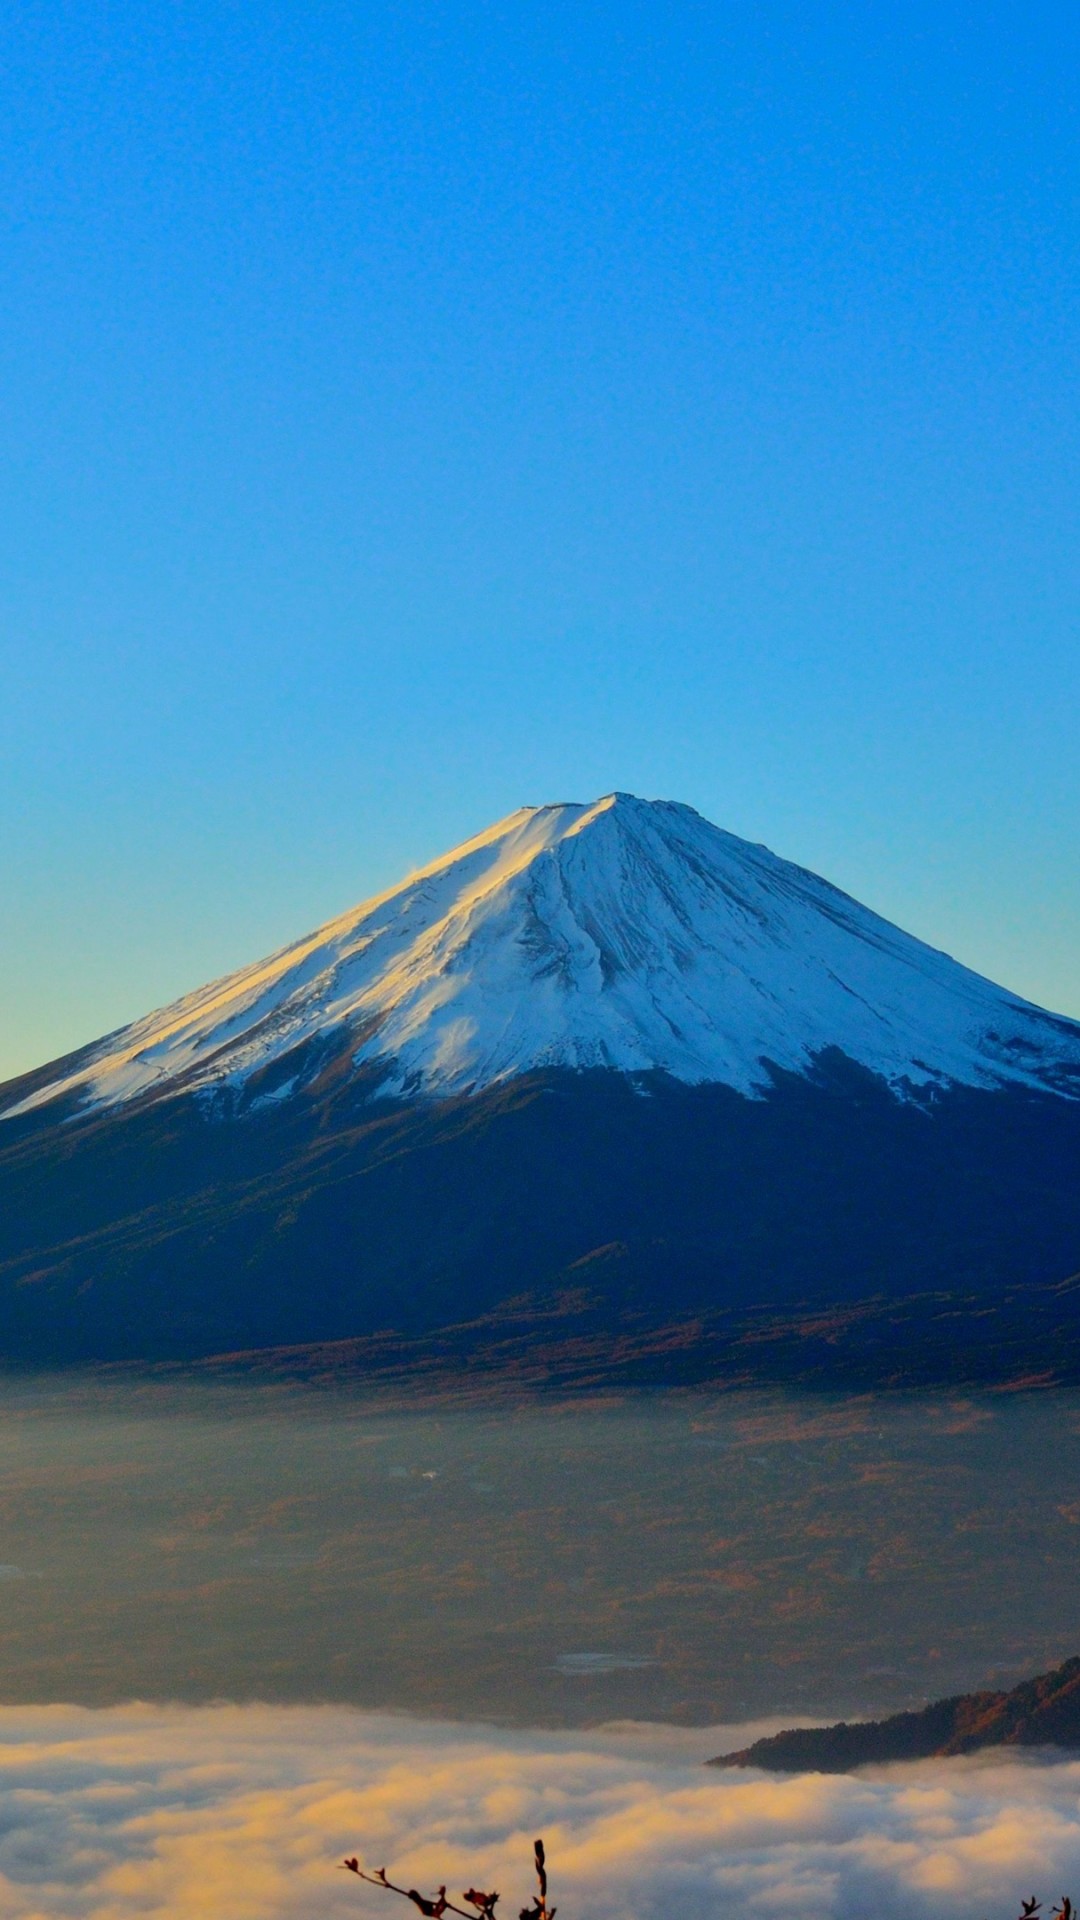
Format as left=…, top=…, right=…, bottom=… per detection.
left=6, top=792, right=1080, bottom=1124
left=3, top=793, right=1080, bottom=1373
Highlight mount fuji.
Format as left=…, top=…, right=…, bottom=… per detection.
left=8, top=793, right=1080, bottom=1119
left=2, top=794, right=1080, bottom=1376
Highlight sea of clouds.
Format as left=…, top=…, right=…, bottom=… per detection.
left=0, top=1703, right=1078, bottom=1919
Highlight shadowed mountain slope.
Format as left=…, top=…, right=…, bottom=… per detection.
left=710, top=1655, right=1080, bottom=1772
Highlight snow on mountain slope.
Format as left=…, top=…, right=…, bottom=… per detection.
left=6, top=793, right=1080, bottom=1120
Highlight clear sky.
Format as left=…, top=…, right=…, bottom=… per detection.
left=2, top=0, right=1079, bottom=1081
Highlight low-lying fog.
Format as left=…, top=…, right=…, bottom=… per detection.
left=0, top=1377, right=1074, bottom=1726
left=2, top=1701, right=1079, bottom=1920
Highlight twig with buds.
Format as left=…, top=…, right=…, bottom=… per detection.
left=340, top=1861, right=475, bottom=1919
left=342, top=1838, right=551, bottom=1920
left=517, top=1841, right=555, bottom=1920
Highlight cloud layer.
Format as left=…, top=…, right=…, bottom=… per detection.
left=0, top=1703, right=1077, bottom=1920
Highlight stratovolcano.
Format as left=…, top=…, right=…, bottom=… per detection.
left=2, top=794, right=1079, bottom=1373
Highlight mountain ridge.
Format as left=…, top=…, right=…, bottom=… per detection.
left=709, top=1654, right=1080, bottom=1772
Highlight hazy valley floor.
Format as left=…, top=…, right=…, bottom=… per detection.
left=0, top=1377, right=1075, bottom=1727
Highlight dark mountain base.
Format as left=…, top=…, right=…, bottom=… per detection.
left=1, top=1052, right=1079, bottom=1368
left=710, top=1654, right=1080, bottom=1771
left=176, top=1270, right=1080, bottom=1398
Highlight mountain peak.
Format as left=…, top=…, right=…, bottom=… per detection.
left=6, top=796, right=1080, bottom=1121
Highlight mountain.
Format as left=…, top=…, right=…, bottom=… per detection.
left=8, top=794, right=1080, bottom=1120
left=2, top=793, right=1080, bottom=1369
left=709, top=1654, right=1080, bottom=1772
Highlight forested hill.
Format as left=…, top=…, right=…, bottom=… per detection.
left=710, top=1655, right=1080, bottom=1772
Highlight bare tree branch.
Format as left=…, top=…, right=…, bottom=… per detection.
left=342, top=1838, right=551, bottom=1920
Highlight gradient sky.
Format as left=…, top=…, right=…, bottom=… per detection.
left=2, top=0, right=1079, bottom=1080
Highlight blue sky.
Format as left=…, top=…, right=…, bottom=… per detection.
left=2, top=0, right=1079, bottom=1078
